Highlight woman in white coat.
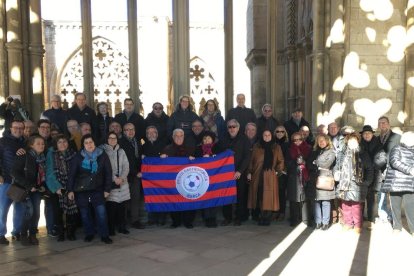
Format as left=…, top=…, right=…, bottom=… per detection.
left=101, top=132, right=130, bottom=235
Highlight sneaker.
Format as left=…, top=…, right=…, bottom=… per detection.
left=101, top=237, right=113, bottom=244
left=342, top=225, right=353, bottom=231
left=12, top=234, right=21, bottom=241
left=0, top=236, right=9, bottom=245
left=315, top=223, right=322, bottom=230
left=321, top=224, right=330, bottom=231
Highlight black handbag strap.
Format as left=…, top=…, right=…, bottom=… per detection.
left=116, top=149, right=119, bottom=176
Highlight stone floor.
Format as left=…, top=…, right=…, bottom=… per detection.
left=1, top=217, right=414, bottom=276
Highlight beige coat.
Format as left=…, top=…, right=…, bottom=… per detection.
left=248, top=143, right=285, bottom=211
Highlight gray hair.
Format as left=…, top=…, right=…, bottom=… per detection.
left=245, top=122, right=257, bottom=130
left=261, top=103, right=272, bottom=113
left=227, top=119, right=240, bottom=128
left=172, top=128, right=184, bottom=137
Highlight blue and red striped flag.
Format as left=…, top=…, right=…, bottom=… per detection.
left=141, top=150, right=237, bottom=212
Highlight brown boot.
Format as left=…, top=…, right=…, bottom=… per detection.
left=29, top=234, right=39, bottom=245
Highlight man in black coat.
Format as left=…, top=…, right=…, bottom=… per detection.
left=219, top=119, right=251, bottom=225
left=144, top=102, right=169, bottom=144
left=0, top=120, right=26, bottom=245
left=115, top=98, right=145, bottom=142
left=118, top=123, right=145, bottom=229
left=284, top=108, right=312, bottom=140
left=41, top=95, right=68, bottom=133
left=226, top=93, right=256, bottom=134
left=256, top=104, right=279, bottom=136
left=377, top=116, right=401, bottom=223
left=67, top=93, right=97, bottom=137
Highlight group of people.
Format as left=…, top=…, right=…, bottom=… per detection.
left=1, top=92, right=413, bottom=247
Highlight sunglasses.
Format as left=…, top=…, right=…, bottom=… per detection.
left=275, top=130, right=285, bottom=133
left=227, top=125, right=237, bottom=129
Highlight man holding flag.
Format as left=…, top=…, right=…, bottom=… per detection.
left=141, top=128, right=238, bottom=229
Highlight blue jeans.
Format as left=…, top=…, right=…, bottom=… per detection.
left=79, top=204, right=109, bottom=238
left=17, top=191, right=42, bottom=235
left=0, top=183, right=24, bottom=236
left=378, top=192, right=391, bottom=222
left=44, top=197, right=55, bottom=234
left=315, top=200, right=331, bottom=225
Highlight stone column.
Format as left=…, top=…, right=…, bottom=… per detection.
left=311, top=0, right=325, bottom=128
left=267, top=0, right=285, bottom=120
left=285, top=0, right=297, bottom=114
left=224, top=0, right=234, bottom=113
left=172, top=0, right=190, bottom=106
left=28, top=0, right=45, bottom=120
left=0, top=0, right=6, bottom=100
left=127, top=0, right=141, bottom=111
left=80, top=0, right=94, bottom=106
left=405, top=3, right=414, bottom=129
left=286, top=46, right=296, bottom=113
left=328, top=0, right=345, bottom=109
left=5, top=0, right=25, bottom=101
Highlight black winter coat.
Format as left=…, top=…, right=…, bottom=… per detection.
left=256, top=116, right=280, bottom=136
left=42, top=108, right=68, bottom=133
left=144, top=112, right=169, bottom=144
left=166, top=105, right=200, bottom=139
left=67, top=151, right=112, bottom=194
left=114, top=111, right=146, bottom=142
left=119, top=136, right=142, bottom=178
left=360, top=136, right=385, bottom=191
left=96, top=114, right=113, bottom=145
left=11, top=152, right=40, bottom=190
left=0, top=132, right=26, bottom=184
left=226, top=106, right=256, bottom=133
left=283, top=117, right=312, bottom=140
left=68, top=105, right=98, bottom=136
left=382, top=144, right=414, bottom=193
left=142, top=139, right=166, bottom=157
left=219, top=132, right=251, bottom=174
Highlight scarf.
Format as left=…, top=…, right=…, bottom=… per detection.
left=29, top=150, right=46, bottom=188
left=202, top=111, right=218, bottom=135
left=81, top=147, right=103, bottom=173
left=202, top=143, right=215, bottom=156
left=53, top=149, right=76, bottom=188
left=289, top=143, right=310, bottom=182
left=260, top=139, right=274, bottom=171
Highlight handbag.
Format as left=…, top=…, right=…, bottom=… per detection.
left=74, top=172, right=97, bottom=192
left=7, top=184, right=28, bottom=202
left=316, top=175, right=335, bottom=191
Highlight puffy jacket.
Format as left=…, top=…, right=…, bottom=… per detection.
left=101, top=144, right=130, bottom=203
left=144, top=112, right=169, bottom=144
left=11, top=152, right=40, bottom=190
left=382, top=144, right=414, bottom=193
left=166, top=104, right=200, bottom=139
left=308, top=148, right=336, bottom=201
left=0, top=132, right=25, bottom=184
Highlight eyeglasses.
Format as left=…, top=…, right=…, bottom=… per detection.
left=124, top=128, right=135, bottom=131
left=228, top=125, right=237, bottom=129
left=275, top=130, right=285, bottom=133
left=264, top=109, right=272, bottom=113
left=39, top=126, right=50, bottom=129
left=293, top=138, right=302, bottom=142
left=108, top=137, right=117, bottom=140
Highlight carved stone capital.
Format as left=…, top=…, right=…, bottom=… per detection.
left=245, top=49, right=267, bottom=69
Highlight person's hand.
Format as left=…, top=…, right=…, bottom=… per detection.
left=30, top=187, right=36, bottom=192
left=104, top=192, right=110, bottom=198
left=0, top=176, right=4, bottom=185
left=247, top=173, right=252, bottom=182
left=234, top=171, right=241, bottom=180
left=203, top=154, right=210, bottom=157
left=68, top=192, right=75, bottom=201
left=56, top=189, right=62, bottom=196
left=114, top=177, right=123, bottom=185
left=189, top=156, right=195, bottom=160
left=160, top=154, right=167, bottom=158
left=137, top=172, right=142, bottom=178
left=16, top=148, right=26, bottom=156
